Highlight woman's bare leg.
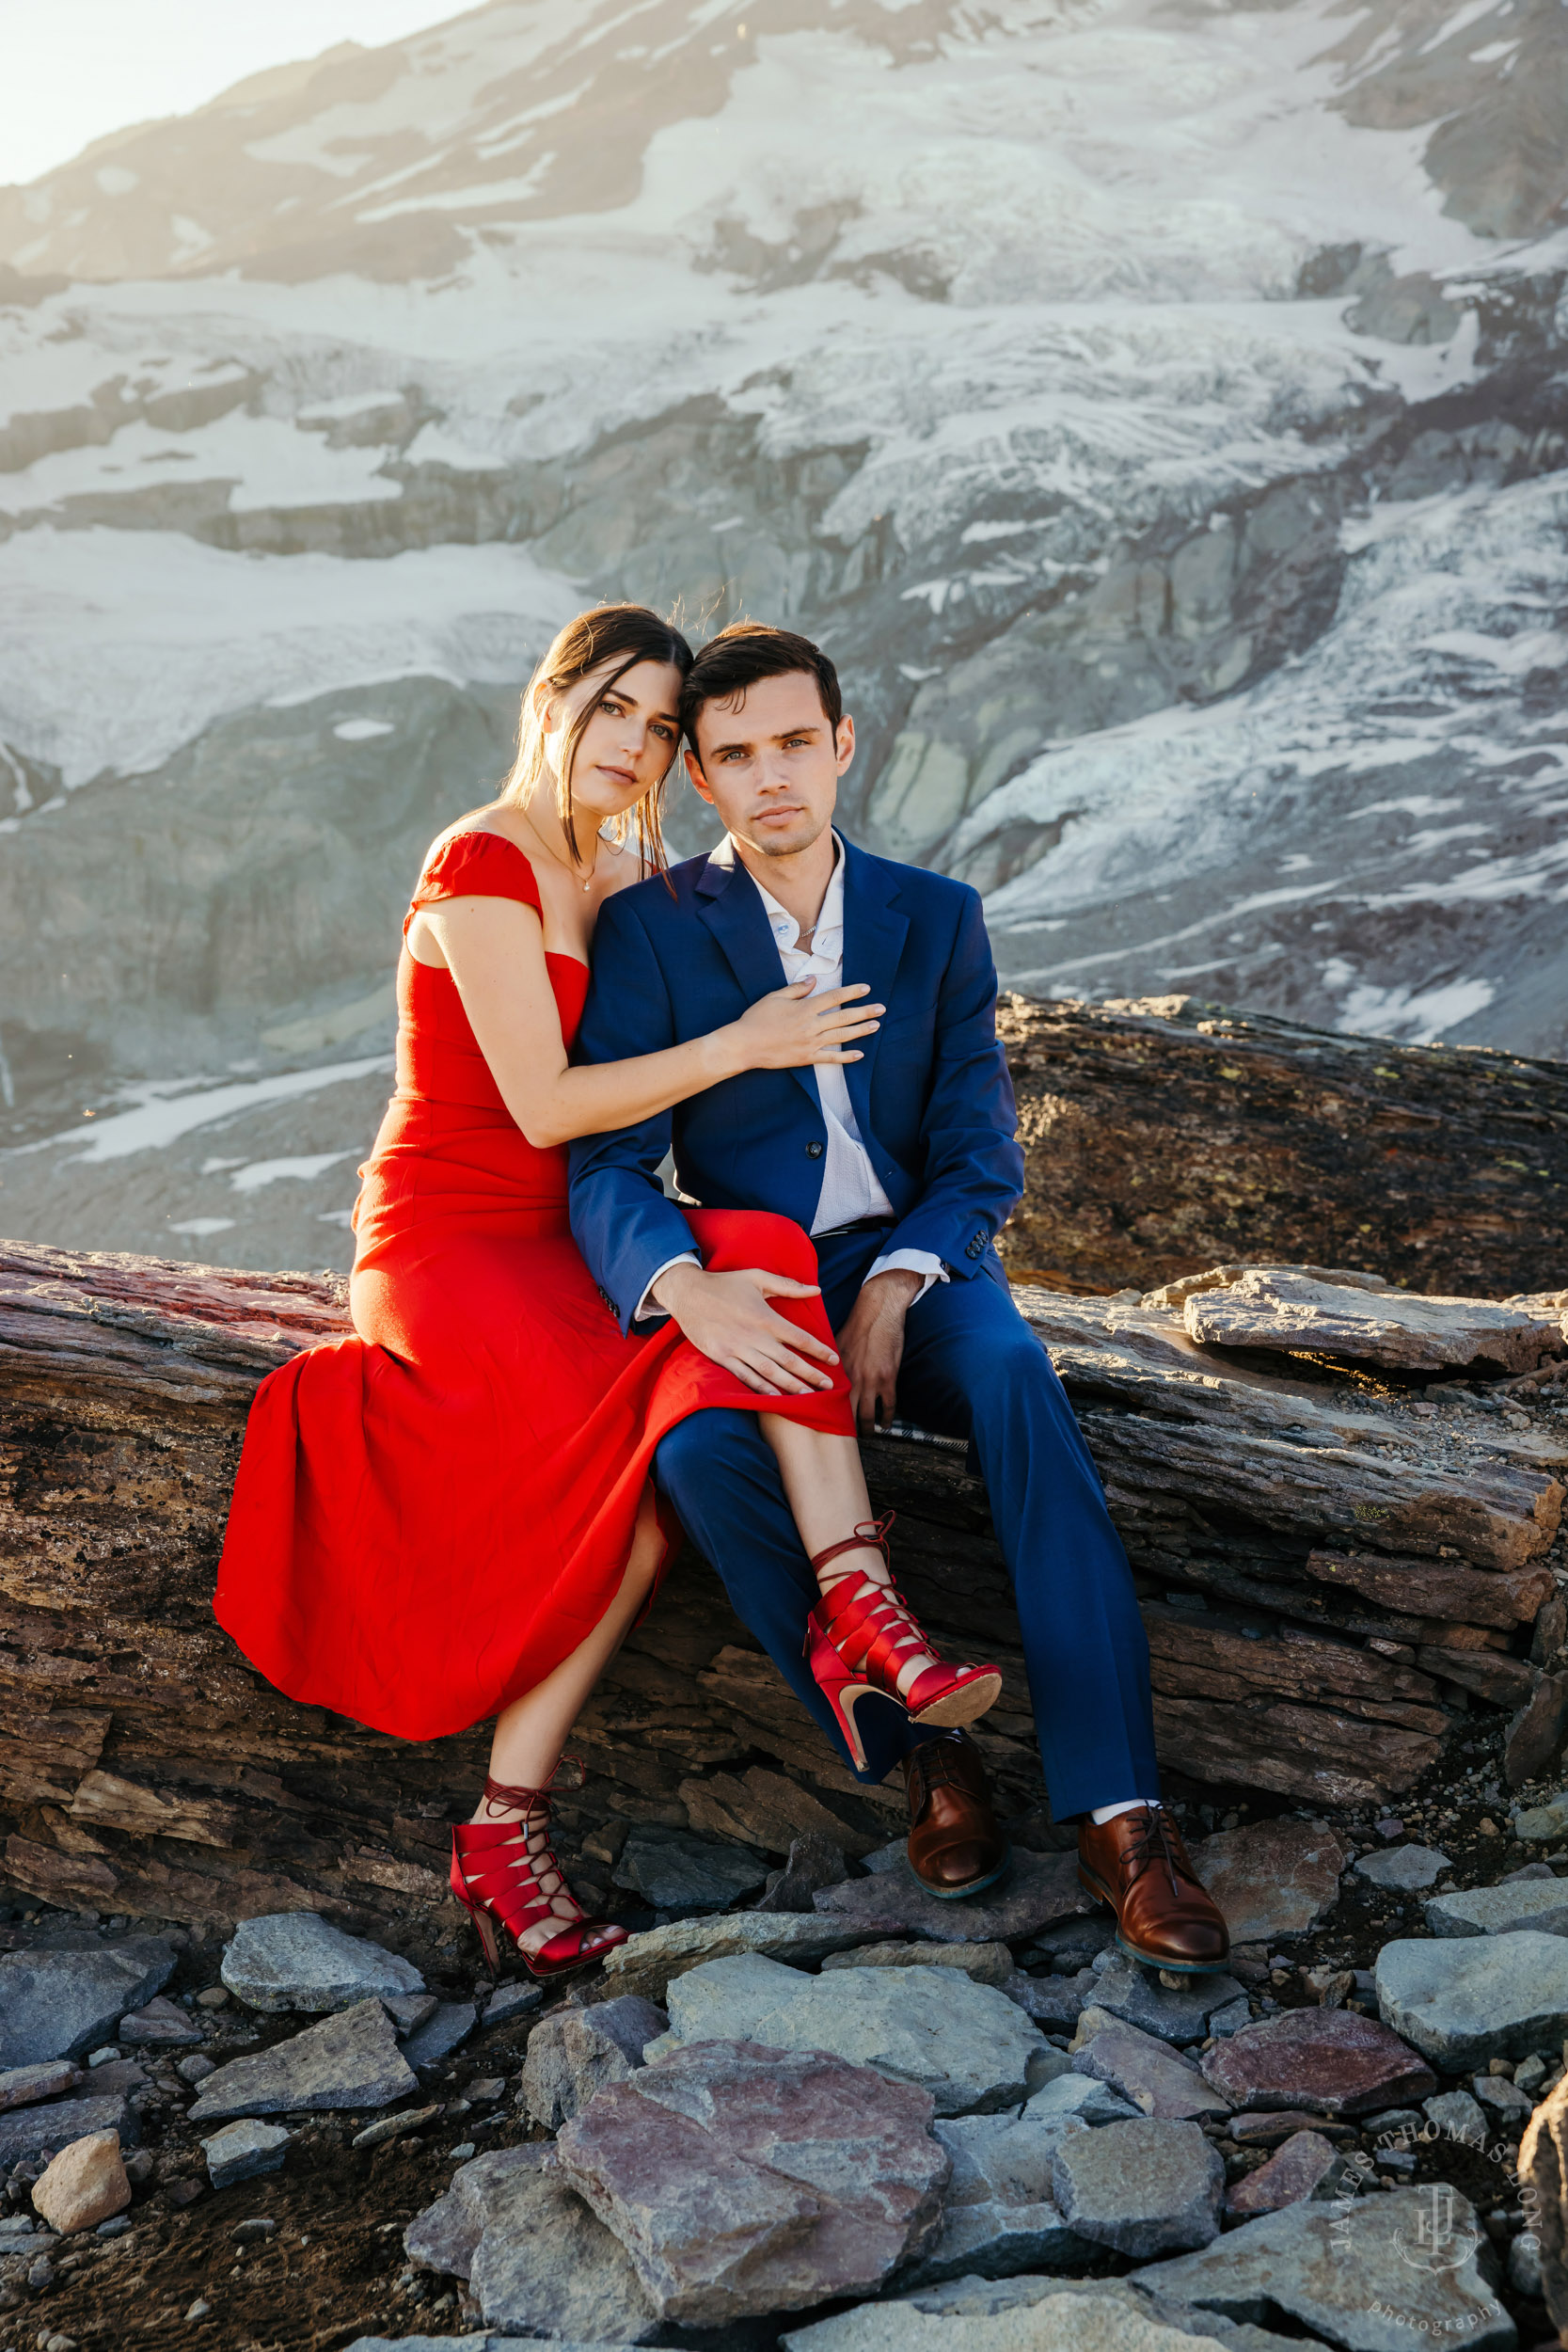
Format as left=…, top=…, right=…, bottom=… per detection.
left=758, top=1419, right=943, bottom=1702
left=470, top=1483, right=662, bottom=1954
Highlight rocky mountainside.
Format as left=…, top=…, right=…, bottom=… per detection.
left=0, top=0, right=1564, bottom=1269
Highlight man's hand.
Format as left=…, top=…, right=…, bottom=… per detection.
left=838, top=1267, right=921, bottom=1437
left=649, top=1263, right=839, bottom=1396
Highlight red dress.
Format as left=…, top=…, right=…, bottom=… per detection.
left=214, top=831, right=852, bottom=1740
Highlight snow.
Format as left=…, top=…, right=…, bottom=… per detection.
left=229, top=1151, right=356, bottom=1191
left=333, top=717, right=395, bottom=739
left=23, top=1056, right=393, bottom=1165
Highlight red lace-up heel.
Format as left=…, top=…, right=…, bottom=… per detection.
left=449, top=1760, right=629, bottom=1981
left=803, top=1514, right=1003, bottom=1772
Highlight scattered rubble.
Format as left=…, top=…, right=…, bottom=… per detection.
left=220, top=1914, right=426, bottom=2015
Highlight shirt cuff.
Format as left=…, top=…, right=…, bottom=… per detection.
left=634, top=1251, right=701, bottom=1326
left=866, top=1248, right=949, bottom=1309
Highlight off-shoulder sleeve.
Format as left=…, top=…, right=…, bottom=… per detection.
left=408, top=832, right=543, bottom=915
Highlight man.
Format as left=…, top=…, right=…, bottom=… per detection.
left=568, top=623, right=1227, bottom=1968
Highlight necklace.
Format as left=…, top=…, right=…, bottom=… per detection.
left=521, top=812, right=596, bottom=892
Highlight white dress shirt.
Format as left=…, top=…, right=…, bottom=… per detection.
left=636, top=832, right=946, bottom=1322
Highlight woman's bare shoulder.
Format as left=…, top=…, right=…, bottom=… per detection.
left=602, top=837, right=652, bottom=896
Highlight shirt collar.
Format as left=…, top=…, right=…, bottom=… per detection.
left=721, top=831, right=845, bottom=957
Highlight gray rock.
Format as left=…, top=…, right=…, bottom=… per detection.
left=783, top=2274, right=1313, bottom=2352
left=1473, top=2073, right=1533, bottom=2122
left=821, top=1941, right=1014, bottom=1987
left=404, top=2143, right=657, bottom=2341
left=0, top=1940, right=176, bottom=2068
left=519, top=1994, right=667, bottom=2129
left=221, top=1914, right=426, bottom=2014
left=400, top=2001, right=477, bottom=2072
left=600, top=1913, right=885, bottom=2004
left=1423, top=2089, right=1488, bottom=2145
left=383, top=1994, right=437, bottom=2034
left=1189, top=1819, right=1347, bottom=1946
left=814, top=1846, right=1092, bottom=1945
left=1184, top=1270, right=1559, bottom=1375
left=1515, top=1791, right=1568, bottom=1843
left=352, top=2104, right=438, bottom=2150
left=1426, top=1880, right=1568, bottom=1938
left=346, top=2340, right=493, bottom=2352
left=0, top=2061, right=80, bottom=2110
left=201, top=2118, right=291, bottom=2189
left=1509, top=2233, right=1543, bottom=2298
left=612, top=1825, right=768, bottom=1913
left=477, top=1982, right=542, bottom=2031
left=1052, top=2118, right=1224, bottom=2257
left=0, top=2092, right=134, bottom=2168
left=652, top=1955, right=1050, bottom=2116
left=118, top=1996, right=204, bottom=2046
left=558, top=2038, right=948, bottom=2325
left=1377, top=1930, right=1568, bottom=2068
left=935, top=2110, right=1086, bottom=2207
left=1140, top=2182, right=1514, bottom=2352
left=1090, top=1954, right=1247, bottom=2048
left=1002, top=1968, right=1096, bottom=2030
left=1025, top=2071, right=1143, bottom=2126
left=1072, top=2012, right=1231, bottom=2121
left=1354, top=1844, right=1450, bottom=1892
left=1026, top=1916, right=1115, bottom=1971
left=1208, top=1996, right=1251, bottom=2038
left=894, top=2198, right=1094, bottom=2288
left=755, top=1834, right=850, bottom=1914
left=187, top=1997, right=418, bottom=2122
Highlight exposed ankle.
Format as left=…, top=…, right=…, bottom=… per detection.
left=816, top=1543, right=891, bottom=1592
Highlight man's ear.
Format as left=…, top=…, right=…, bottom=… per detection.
left=834, top=714, right=856, bottom=778
left=685, top=745, right=716, bottom=806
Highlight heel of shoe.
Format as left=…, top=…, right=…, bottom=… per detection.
left=451, top=1827, right=501, bottom=1979
left=805, top=1615, right=873, bottom=1773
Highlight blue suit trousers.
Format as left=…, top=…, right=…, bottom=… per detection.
left=651, top=1229, right=1161, bottom=1819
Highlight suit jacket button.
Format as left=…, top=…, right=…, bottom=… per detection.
left=806, top=1140, right=824, bottom=1158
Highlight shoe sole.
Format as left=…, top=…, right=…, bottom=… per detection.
left=1078, top=1865, right=1229, bottom=1974
left=916, top=1843, right=1014, bottom=1902
left=910, top=1671, right=1004, bottom=1730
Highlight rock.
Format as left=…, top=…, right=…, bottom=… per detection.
left=1509, top=2232, right=1544, bottom=2297
left=1141, top=2183, right=1513, bottom=2352
left=1224, top=2129, right=1338, bottom=2217
left=755, top=1834, right=851, bottom=1914
left=1473, top=2073, right=1533, bottom=2122
left=895, top=2109, right=1095, bottom=2283
left=1025, top=2072, right=1143, bottom=2126
left=31, top=2132, right=129, bottom=2234
left=1002, top=1970, right=1096, bottom=2031
left=0, top=1940, right=176, bottom=2069
left=1515, top=1790, right=1568, bottom=1843
left=1024, top=1916, right=1115, bottom=1970
left=200, top=2118, right=291, bottom=2189
left=1426, top=1880, right=1568, bottom=1938
left=600, top=1914, right=885, bottom=2004
left=1354, top=1846, right=1450, bottom=1892
left=1377, top=1930, right=1568, bottom=2069
left=1506, top=1674, right=1568, bottom=1788
left=1071, top=2013, right=1231, bottom=2122
left=1190, top=1819, right=1347, bottom=1945
left=1050, top=2118, right=1224, bottom=2257
left=187, top=1997, right=418, bottom=2122
left=384, top=1994, right=438, bottom=2034
left=814, top=1847, right=1093, bottom=1945
left=63, top=2058, right=147, bottom=2099
left=220, top=1914, right=425, bottom=2014
left=479, top=1982, right=543, bottom=2030
left=352, top=2106, right=439, bottom=2150
left=1207, top=1997, right=1251, bottom=2039
left=519, top=1995, right=667, bottom=2130
left=680, top=1767, right=875, bottom=1857
left=0, top=2094, right=132, bottom=2169
left=783, top=2274, right=1313, bottom=2352
left=653, top=1955, right=1049, bottom=2116
left=611, top=1824, right=768, bottom=1912
left=1184, top=1270, right=1561, bottom=1375
left=558, top=2039, right=947, bottom=2326
left=1519, top=2073, right=1568, bottom=2331
left=1089, top=1954, right=1247, bottom=2048
left=821, top=1941, right=1014, bottom=1987
left=1200, top=2005, right=1435, bottom=2117
left=118, top=1996, right=203, bottom=2046
left=401, top=2002, right=477, bottom=2072
left=1423, top=2089, right=1487, bottom=2145
left=176, top=2053, right=215, bottom=2084
left=407, top=2144, right=660, bottom=2342
left=1230, top=2109, right=1350, bottom=2146
left=0, top=2062, right=80, bottom=2111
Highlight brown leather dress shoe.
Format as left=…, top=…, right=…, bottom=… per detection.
left=1077, top=1804, right=1229, bottom=1972
left=902, top=1735, right=1010, bottom=1900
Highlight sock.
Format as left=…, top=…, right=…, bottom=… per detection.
left=1090, top=1798, right=1156, bottom=1824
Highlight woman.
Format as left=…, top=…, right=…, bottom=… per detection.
left=215, top=604, right=1000, bottom=1980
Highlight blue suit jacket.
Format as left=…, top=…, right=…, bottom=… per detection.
left=567, top=835, right=1025, bottom=1333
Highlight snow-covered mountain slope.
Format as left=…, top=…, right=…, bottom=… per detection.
left=0, top=0, right=1564, bottom=1269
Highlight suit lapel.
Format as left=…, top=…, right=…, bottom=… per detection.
left=840, top=841, right=909, bottom=1139
left=696, top=848, right=821, bottom=1115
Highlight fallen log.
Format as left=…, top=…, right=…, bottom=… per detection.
left=3, top=1238, right=1564, bottom=1937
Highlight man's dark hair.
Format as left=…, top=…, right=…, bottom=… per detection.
left=679, top=622, right=842, bottom=755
